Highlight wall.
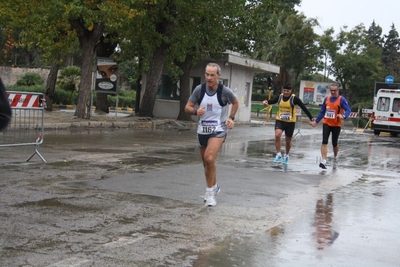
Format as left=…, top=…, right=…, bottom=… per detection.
left=0, top=66, right=50, bottom=86
left=153, top=99, right=180, bottom=118
left=225, top=64, right=253, bottom=122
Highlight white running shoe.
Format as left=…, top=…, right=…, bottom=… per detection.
left=333, top=158, right=338, bottom=169
left=214, top=184, right=221, bottom=195
left=204, top=191, right=216, bottom=207
left=204, top=184, right=221, bottom=202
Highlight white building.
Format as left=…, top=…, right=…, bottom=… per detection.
left=143, top=51, right=280, bottom=122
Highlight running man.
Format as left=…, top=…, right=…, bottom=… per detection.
left=185, top=63, right=239, bottom=207
left=310, top=83, right=351, bottom=169
left=263, top=83, right=315, bottom=164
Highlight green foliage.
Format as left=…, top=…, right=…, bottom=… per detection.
left=382, top=24, right=400, bottom=81
left=2, top=0, right=400, bottom=118
left=57, top=66, right=81, bottom=92
left=106, top=90, right=136, bottom=108
left=252, top=92, right=273, bottom=101
left=53, top=88, right=78, bottom=105
left=16, top=72, right=44, bottom=86
left=350, top=102, right=373, bottom=112
left=321, top=25, right=382, bottom=105
left=6, top=84, right=45, bottom=93
left=118, top=60, right=138, bottom=90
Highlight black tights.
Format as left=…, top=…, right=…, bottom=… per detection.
left=322, top=124, right=341, bottom=147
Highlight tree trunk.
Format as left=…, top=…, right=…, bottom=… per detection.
left=176, top=57, right=193, bottom=121
left=75, top=44, right=95, bottom=119
left=138, top=46, right=166, bottom=117
left=45, top=63, right=60, bottom=111
left=95, top=93, right=109, bottom=113
left=135, top=57, right=143, bottom=115
left=135, top=74, right=142, bottom=115
left=71, top=21, right=104, bottom=119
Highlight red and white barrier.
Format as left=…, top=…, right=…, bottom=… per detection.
left=348, top=112, right=359, bottom=118
left=7, top=93, right=41, bottom=108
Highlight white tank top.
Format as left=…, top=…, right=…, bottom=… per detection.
left=197, top=92, right=224, bottom=134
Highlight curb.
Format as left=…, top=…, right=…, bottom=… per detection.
left=51, top=104, right=134, bottom=112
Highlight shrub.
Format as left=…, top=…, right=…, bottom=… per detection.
left=57, top=66, right=81, bottom=92
left=53, top=88, right=78, bottom=105
left=16, top=72, right=44, bottom=86
left=106, top=90, right=136, bottom=108
left=6, top=84, right=45, bottom=93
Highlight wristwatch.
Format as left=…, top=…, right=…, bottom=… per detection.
left=229, top=115, right=235, bottom=121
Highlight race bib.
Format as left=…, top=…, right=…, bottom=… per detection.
left=280, top=113, right=291, bottom=121
left=200, top=120, right=217, bottom=134
left=325, top=110, right=336, bottom=119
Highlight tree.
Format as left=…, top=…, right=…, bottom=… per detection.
left=57, top=66, right=81, bottom=93
left=368, top=20, right=384, bottom=49
left=259, top=12, right=319, bottom=94
left=0, top=0, right=82, bottom=110
left=0, top=0, right=137, bottom=118
left=382, top=24, right=400, bottom=80
left=118, top=0, right=252, bottom=118
left=171, top=0, right=250, bottom=121
left=322, top=25, right=382, bottom=104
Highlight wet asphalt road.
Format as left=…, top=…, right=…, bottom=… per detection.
left=0, top=115, right=399, bottom=267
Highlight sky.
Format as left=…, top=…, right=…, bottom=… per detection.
left=295, top=0, right=400, bottom=36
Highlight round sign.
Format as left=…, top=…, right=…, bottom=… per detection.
left=385, top=75, right=394, bottom=83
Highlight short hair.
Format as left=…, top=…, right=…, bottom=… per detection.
left=206, top=63, right=221, bottom=74
left=283, top=83, right=292, bottom=90
left=331, top=83, right=340, bottom=89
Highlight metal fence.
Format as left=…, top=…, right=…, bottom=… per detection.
left=0, top=91, right=46, bottom=163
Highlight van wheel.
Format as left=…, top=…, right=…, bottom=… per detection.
left=374, top=130, right=380, bottom=136
left=390, top=132, right=398, bottom=137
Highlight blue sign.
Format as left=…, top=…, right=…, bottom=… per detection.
left=385, top=75, right=394, bottom=83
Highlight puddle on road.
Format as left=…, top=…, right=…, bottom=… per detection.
left=223, top=135, right=400, bottom=173
left=191, top=175, right=400, bottom=267
left=12, top=198, right=102, bottom=212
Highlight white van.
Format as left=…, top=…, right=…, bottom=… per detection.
left=371, top=89, right=400, bottom=137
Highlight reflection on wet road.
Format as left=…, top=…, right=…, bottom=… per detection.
left=198, top=175, right=400, bottom=267
left=193, top=133, right=400, bottom=267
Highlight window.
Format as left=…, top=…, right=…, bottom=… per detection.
left=393, top=98, right=400, bottom=113
left=157, top=75, right=201, bottom=100
left=377, top=97, right=390, bottom=112
left=157, top=75, right=179, bottom=100
left=244, top=82, right=250, bottom=107
left=220, top=79, right=228, bottom=87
